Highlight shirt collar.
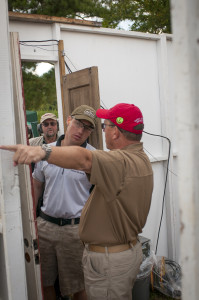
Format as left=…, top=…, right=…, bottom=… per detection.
left=56, top=134, right=87, bottom=148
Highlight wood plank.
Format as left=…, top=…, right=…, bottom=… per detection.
left=58, top=40, right=66, bottom=132
left=63, top=67, right=103, bottom=149
left=9, top=11, right=101, bottom=27
left=10, top=32, right=43, bottom=300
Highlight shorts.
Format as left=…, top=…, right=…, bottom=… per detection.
left=37, top=217, right=85, bottom=296
left=82, top=241, right=143, bottom=300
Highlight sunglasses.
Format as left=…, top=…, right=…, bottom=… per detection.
left=42, top=121, right=57, bottom=127
left=101, top=123, right=115, bottom=130
left=72, top=117, right=94, bottom=132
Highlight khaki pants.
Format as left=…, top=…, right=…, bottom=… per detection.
left=82, top=242, right=142, bottom=300
left=37, top=217, right=85, bottom=296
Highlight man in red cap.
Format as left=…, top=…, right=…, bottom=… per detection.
left=1, top=103, right=153, bottom=300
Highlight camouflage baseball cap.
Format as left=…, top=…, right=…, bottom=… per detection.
left=71, top=105, right=96, bottom=128
left=40, top=113, right=57, bottom=124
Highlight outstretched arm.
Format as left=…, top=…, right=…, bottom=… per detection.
left=0, top=145, right=93, bottom=174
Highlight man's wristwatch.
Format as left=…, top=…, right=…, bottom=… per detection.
left=41, top=144, right=52, bottom=161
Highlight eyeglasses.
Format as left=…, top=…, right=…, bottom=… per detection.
left=42, top=121, right=57, bottom=127
left=101, top=123, right=115, bottom=130
left=72, top=117, right=94, bottom=132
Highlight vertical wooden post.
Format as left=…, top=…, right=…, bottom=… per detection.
left=58, top=40, right=66, bottom=132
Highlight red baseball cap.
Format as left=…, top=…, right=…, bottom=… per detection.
left=96, top=103, right=144, bottom=134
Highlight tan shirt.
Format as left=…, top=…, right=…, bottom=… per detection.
left=29, top=136, right=45, bottom=146
left=79, top=143, right=153, bottom=245
left=29, top=134, right=59, bottom=146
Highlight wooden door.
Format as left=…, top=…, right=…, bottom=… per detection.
left=63, top=67, right=103, bottom=149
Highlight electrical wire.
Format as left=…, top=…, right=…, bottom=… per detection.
left=63, top=53, right=77, bottom=71
left=100, top=99, right=108, bottom=109
left=19, top=39, right=59, bottom=43
left=143, top=130, right=171, bottom=254
left=22, top=45, right=58, bottom=52
left=152, top=258, right=181, bottom=298
left=19, top=39, right=76, bottom=73
left=20, top=42, right=58, bottom=47
left=143, top=147, right=177, bottom=177
left=64, top=60, right=72, bottom=74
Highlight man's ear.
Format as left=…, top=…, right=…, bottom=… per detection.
left=112, top=126, right=120, bottom=140
left=67, top=116, right=72, bottom=126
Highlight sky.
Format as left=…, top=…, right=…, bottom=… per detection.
left=35, top=62, right=53, bottom=76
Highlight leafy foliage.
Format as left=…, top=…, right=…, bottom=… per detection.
left=22, top=62, right=57, bottom=112
left=8, top=0, right=106, bottom=19
left=100, top=0, right=171, bottom=33
left=130, top=0, right=171, bottom=34
left=9, top=0, right=171, bottom=34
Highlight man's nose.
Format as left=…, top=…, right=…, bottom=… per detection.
left=78, top=126, right=84, bottom=133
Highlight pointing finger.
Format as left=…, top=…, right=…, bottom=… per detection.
left=0, top=145, right=20, bottom=152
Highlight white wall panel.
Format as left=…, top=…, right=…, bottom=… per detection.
left=8, top=16, right=179, bottom=260
left=9, top=21, right=59, bottom=62
left=61, top=30, right=163, bottom=157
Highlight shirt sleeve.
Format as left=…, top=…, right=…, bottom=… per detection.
left=32, top=161, right=45, bottom=183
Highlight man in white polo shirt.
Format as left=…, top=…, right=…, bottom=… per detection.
left=33, top=105, right=96, bottom=300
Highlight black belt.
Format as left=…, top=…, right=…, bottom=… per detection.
left=39, top=210, right=80, bottom=226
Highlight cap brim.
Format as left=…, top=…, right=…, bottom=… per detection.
left=74, top=115, right=95, bottom=128
left=96, top=108, right=109, bottom=119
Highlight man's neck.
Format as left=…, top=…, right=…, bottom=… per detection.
left=60, top=134, right=87, bottom=148
left=61, top=135, right=71, bottom=146
left=112, top=139, right=140, bottom=150
left=44, top=135, right=57, bottom=144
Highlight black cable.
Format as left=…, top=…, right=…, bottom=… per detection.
left=143, top=130, right=171, bottom=254
left=21, top=45, right=58, bottom=52
left=100, top=99, right=108, bottom=109
left=64, top=60, right=72, bottom=73
left=19, top=39, right=59, bottom=43
left=19, top=39, right=75, bottom=73
left=20, top=43, right=58, bottom=47
left=63, top=53, right=77, bottom=71
left=152, top=258, right=181, bottom=298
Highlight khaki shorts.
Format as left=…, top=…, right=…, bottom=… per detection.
left=37, top=217, right=85, bottom=296
left=82, top=241, right=143, bottom=300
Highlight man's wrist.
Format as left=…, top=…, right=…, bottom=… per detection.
left=41, top=144, right=52, bottom=161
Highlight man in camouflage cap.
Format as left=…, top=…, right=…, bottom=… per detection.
left=29, top=113, right=59, bottom=146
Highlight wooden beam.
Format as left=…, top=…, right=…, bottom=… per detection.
left=9, top=11, right=101, bottom=27
left=58, top=40, right=66, bottom=132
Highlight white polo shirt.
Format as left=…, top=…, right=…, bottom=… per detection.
left=33, top=140, right=95, bottom=219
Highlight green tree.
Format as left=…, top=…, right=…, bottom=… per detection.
left=8, top=0, right=106, bottom=19
left=22, top=62, right=57, bottom=111
left=8, top=0, right=171, bottom=34
left=130, top=0, right=171, bottom=34
left=100, top=0, right=171, bottom=34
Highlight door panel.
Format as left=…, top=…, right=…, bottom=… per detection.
left=63, top=67, right=103, bottom=149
